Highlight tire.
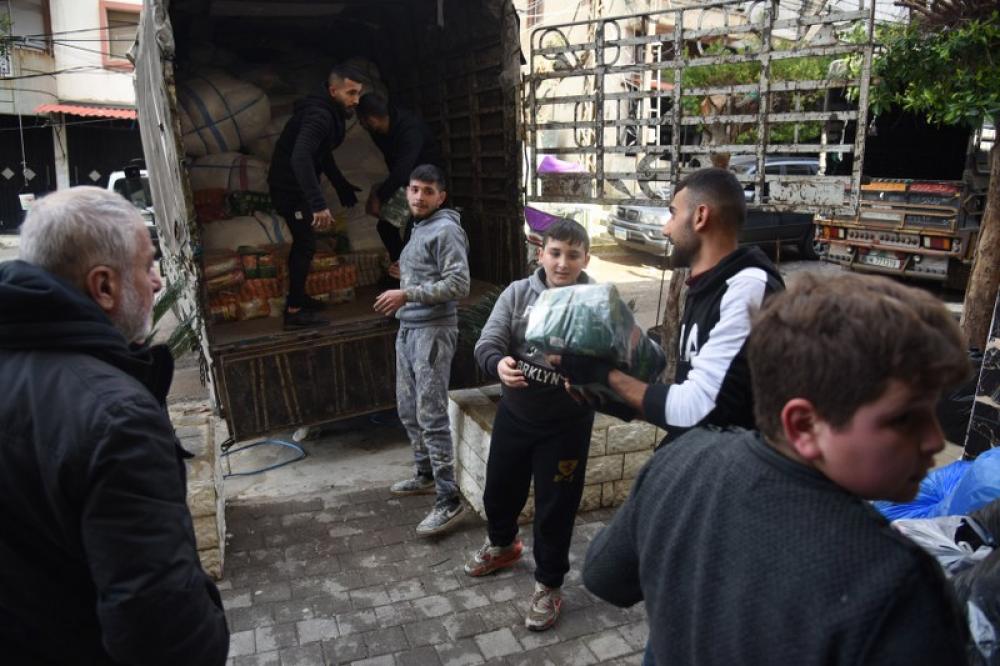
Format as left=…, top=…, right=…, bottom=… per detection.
left=797, top=224, right=820, bottom=261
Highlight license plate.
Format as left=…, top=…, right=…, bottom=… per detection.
left=861, top=253, right=901, bottom=269
left=614, top=228, right=629, bottom=241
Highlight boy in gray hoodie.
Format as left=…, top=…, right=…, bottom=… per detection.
left=376, top=165, right=470, bottom=536
left=465, top=219, right=595, bottom=631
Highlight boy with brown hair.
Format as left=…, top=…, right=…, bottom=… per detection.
left=583, top=272, right=970, bottom=665
left=465, top=218, right=594, bottom=631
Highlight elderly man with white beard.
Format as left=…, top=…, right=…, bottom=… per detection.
left=0, top=187, right=229, bottom=665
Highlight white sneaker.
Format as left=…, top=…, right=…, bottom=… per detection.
left=292, top=426, right=313, bottom=443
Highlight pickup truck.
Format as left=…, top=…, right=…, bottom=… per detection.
left=107, top=166, right=159, bottom=256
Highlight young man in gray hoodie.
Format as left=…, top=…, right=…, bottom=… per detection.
left=375, top=164, right=471, bottom=535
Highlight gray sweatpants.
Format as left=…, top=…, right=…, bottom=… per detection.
left=395, top=325, right=459, bottom=506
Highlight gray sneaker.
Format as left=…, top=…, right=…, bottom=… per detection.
left=390, top=474, right=435, bottom=496
left=415, top=501, right=465, bottom=536
left=525, top=582, right=562, bottom=631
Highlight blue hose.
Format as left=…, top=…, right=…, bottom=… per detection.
left=222, top=438, right=307, bottom=478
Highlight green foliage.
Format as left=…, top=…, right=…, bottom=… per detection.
left=457, top=286, right=504, bottom=350
left=677, top=39, right=835, bottom=144
left=146, top=277, right=199, bottom=359
left=870, top=11, right=1000, bottom=125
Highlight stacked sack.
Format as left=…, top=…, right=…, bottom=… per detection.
left=204, top=246, right=285, bottom=323
left=204, top=246, right=362, bottom=325
left=306, top=252, right=359, bottom=305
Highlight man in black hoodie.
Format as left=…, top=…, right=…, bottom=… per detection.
left=269, top=64, right=364, bottom=330
left=0, top=187, right=229, bottom=665
left=357, top=93, right=444, bottom=267
left=557, top=168, right=784, bottom=443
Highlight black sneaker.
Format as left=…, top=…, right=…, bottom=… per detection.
left=300, top=295, right=328, bottom=311
left=283, top=309, right=329, bottom=330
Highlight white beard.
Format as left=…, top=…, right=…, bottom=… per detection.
left=112, top=275, right=152, bottom=344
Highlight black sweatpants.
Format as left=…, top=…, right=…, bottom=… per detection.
left=483, top=400, right=595, bottom=588
left=273, top=199, right=315, bottom=309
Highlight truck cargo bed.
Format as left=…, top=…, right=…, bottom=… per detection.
left=209, top=280, right=496, bottom=440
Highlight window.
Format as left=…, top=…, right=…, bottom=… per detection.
left=100, top=2, right=139, bottom=69
left=106, top=9, right=138, bottom=60
left=9, top=0, right=49, bottom=51
left=525, top=0, right=545, bottom=29
left=784, top=163, right=817, bottom=176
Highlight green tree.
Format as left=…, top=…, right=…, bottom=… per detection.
left=871, top=5, right=999, bottom=350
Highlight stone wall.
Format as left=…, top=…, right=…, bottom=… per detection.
left=170, top=402, right=226, bottom=579
left=450, top=385, right=663, bottom=521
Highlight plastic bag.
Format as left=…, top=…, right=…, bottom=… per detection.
left=941, top=448, right=1000, bottom=517
left=537, top=155, right=585, bottom=174
left=525, top=283, right=666, bottom=383
left=874, top=460, right=970, bottom=521
left=892, top=515, right=995, bottom=576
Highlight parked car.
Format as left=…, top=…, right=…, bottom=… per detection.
left=606, top=203, right=817, bottom=260
left=729, top=156, right=820, bottom=202
left=107, top=166, right=159, bottom=256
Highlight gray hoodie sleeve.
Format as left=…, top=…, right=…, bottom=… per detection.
left=403, top=224, right=470, bottom=305
left=474, top=284, right=516, bottom=379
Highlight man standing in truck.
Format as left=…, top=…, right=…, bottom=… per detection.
left=375, top=164, right=471, bottom=536
left=357, top=93, right=444, bottom=278
left=269, top=63, right=364, bottom=330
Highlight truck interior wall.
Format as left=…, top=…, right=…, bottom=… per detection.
left=167, top=0, right=523, bottom=285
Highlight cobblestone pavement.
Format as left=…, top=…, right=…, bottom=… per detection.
left=220, top=488, right=648, bottom=666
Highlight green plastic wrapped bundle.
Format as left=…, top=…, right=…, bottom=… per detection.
left=525, top=283, right=666, bottom=382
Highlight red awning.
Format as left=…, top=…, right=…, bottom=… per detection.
left=34, top=103, right=137, bottom=120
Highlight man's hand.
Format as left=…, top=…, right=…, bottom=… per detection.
left=337, top=182, right=363, bottom=208
left=374, top=289, right=407, bottom=316
left=388, top=261, right=401, bottom=279
left=312, top=209, right=334, bottom=231
left=497, top=356, right=528, bottom=388
left=366, top=190, right=382, bottom=217
left=548, top=353, right=615, bottom=387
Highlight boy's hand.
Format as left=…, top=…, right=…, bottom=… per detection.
left=374, top=289, right=407, bottom=316
left=498, top=356, right=528, bottom=388
left=388, top=261, right=401, bottom=279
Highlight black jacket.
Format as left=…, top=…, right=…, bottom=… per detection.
left=0, top=260, right=229, bottom=665
left=584, top=428, right=968, bottom=666
left=371, top=107, right=443, bottom=204
left=642, top=246, right=783, bottom=441
left=268, top=90, right=355, bottom=212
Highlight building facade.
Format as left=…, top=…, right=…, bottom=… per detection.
left=0, top=0, right=142, bottom=232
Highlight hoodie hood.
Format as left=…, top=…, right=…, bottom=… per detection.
left=0, top=260, right=172, bottom=402
left=529, top=266, right=593, bottom=294
left=412, top=206, right=460, bottom=228
left=688, top=246, right=781, bottom=297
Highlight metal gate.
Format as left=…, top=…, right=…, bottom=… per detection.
left=523, top=0, right=876, bottom=215
left=67, top=119, right=144, bottom=188
left=0, top=114, right=55, bottom=232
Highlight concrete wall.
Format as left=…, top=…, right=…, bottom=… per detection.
left=49, top=0, right=140, bottom=105
left=0, top=48, right=58, bottom=115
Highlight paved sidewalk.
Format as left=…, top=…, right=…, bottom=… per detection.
left=220, top=487, right=648, bottom=665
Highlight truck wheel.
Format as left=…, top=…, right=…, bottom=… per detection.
left=797, top=225, right=820, bottom=261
